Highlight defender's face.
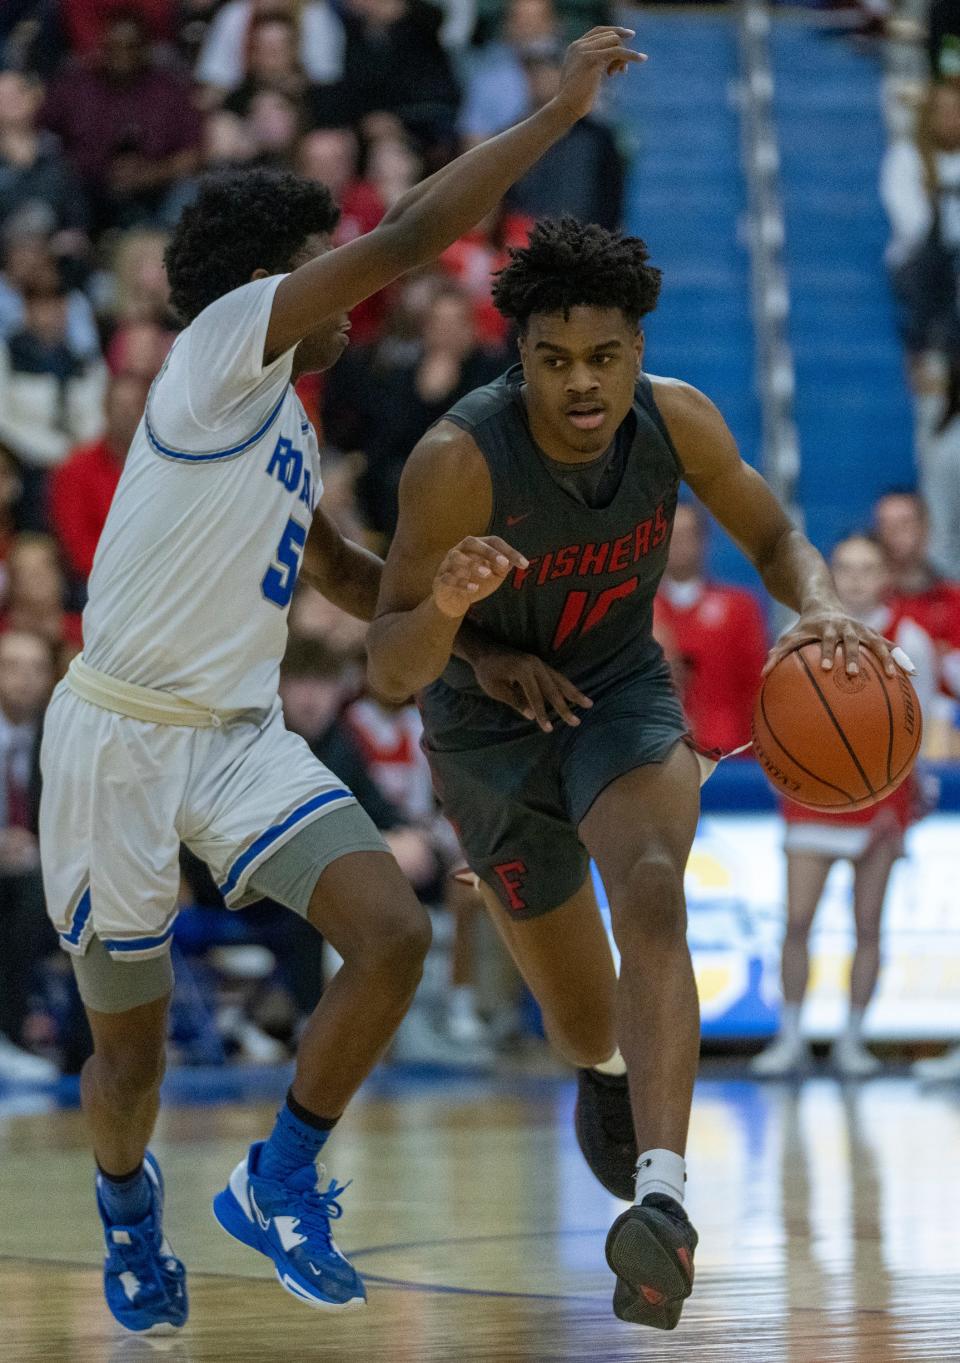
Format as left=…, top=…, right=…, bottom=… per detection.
left=519, top=307, right=643, bottom=459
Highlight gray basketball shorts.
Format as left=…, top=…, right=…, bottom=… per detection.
left=422, top=664, right=689, bottom=920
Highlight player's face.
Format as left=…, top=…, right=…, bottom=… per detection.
left=831, top=539, right=889, bottom=616
left=519, top=307, right=643, bottom=461
left=288, top=233, right=351, bottom=374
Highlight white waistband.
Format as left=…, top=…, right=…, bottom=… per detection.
left=67, top=655, right=225, bottom=728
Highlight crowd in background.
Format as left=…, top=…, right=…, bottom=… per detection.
left=1, top=0, right=960, bottom=1082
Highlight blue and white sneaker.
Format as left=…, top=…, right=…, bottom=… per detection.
left=212, top=1140, right=366, bottom=1310
left=96, top=1152, right=188, bottom=1335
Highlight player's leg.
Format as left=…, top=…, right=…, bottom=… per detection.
left=477, top=874, right=637, bottom=1200
left=752, top=848, right=833, bottom=1076
left=834, top=834, right=898, bottom=1075
left=39, top=688, right=189, bottom=1335
left=195, top=712, right=432, bottom=1310
left=70, top=940, right=187, bottom=1335
left=291, top=848, right=432, bottom=1117
left=577, top=743, right=700, bottom=1331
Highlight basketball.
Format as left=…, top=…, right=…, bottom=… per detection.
left=752, top=642, right=922, bottom=812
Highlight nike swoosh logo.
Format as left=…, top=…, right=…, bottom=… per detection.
left=249, top=1187, right=271, bottom=1233
left=506, top=513, right=531, bottom=527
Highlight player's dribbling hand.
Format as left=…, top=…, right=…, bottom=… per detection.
left=432, top=536, right=528, bottom=620
left=472, top=644, right=593, bottom=733
left=762, top=607, right=904, bottom=679
left=553, top=27, right=647, bottom=122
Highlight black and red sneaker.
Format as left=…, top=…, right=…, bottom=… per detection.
left=605, top=1193, right=697, bottom=1330
left=574, top=1068, right=637, bottom=1202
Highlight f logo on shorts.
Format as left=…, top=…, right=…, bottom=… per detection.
left=493, top=860, right=528, bottom=913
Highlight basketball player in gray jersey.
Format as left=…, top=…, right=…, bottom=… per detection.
left=367, top=219, right=898, bottom=1330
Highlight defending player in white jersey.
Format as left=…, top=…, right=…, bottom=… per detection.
left=38, top=30, right=643, bottom=1333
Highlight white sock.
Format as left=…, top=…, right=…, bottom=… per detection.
left=634, top=1148, right=686, bottom=1206
left=844, top=1008, right=866, bottom=1044
left=593, top=1047, right=627, bottom=1077
left=779, top=1002, right=802, bottom=1046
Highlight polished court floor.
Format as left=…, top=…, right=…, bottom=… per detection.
left=2, top=1068, right=959, bottom=1362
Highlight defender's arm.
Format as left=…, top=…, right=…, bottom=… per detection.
left=653, top=378, right=896, bottom=676
left=299, top=504, right=383, bottom=622
left=263, top=30, right=643, bottom=359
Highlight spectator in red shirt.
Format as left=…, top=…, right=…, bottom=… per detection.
left=873, top=489, right=960, bottom=669
left=59, top=0, right=176, bottom=56
left=653, top=501, right=767, bottom=754
left=41, top=11, right=202, bottom=232
left=48, top=372, right=148, bottom=585
left=438, top=203, right=533, bottom=348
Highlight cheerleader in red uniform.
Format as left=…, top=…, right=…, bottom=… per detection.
left=752, top=533, right=936, bottom=1077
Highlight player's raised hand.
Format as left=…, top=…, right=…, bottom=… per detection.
left=432, top=536, right=528, bottom=620
left=553, top=27, right=646, bottom=122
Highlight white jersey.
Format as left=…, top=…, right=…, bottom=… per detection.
left=83, top=275, right=321, bottom=712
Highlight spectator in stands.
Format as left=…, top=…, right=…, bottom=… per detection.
left=279, top=636, right=439, bottom=889
left=439, top=203, right=533, bottom=347
left=881, top=81, right=960, bottom=361
left=49, top=372, right=149, bottom=585
left=929, top=0, right=960, bottom=79
left=100, top=228, right=176, bottom=378
left=0, top=443, right=24, bottom=599
left=0, top=278, right=108, bottom=529
left=653, top=502, right=767, bottom=754
left=327, top=280, right=503, bottom=539
left=1, top=534, right=83, bottom=660
left=0, top=628, right=59, bottom=1084
left=752, top=533, right=937, bottom=1079
left=458, top=0, right=561, bottom=146
left=221, top=12, right=312, bottom=118
left=0, top=230, right=100, bottom=360
left=59, top=0, right=177, bottom=55
left=196, top=0, right=346, bottom=103
left=506, top=44, right=624, bottom=229
left=873, top=487, right=960, bottom=645
left=41, top=10, right=203, bottom=232
left=0, top=70, right=89, bottom=254
left=917, top=352, right=960, bottom=579
left=334, top=0, right=461, bottom=160
left=288, top=583, right=368, bottom=663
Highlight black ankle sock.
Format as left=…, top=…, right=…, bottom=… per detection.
left=285, top=1089, right=339, bottom=1132
left=96, top=1161, right=146, bottom=1184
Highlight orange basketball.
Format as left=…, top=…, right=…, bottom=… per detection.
left=751, top=642, right=922, bottom=812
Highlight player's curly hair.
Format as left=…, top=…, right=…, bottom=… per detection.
left=492, top=217, right=661, bottom=331
left=164, top=169, right=340, bottom=322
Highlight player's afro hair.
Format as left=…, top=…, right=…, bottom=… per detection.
left=164, top=169, right=340, bottom=323
left=492, top=217, right=661, bottom=331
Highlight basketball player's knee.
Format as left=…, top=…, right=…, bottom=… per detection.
left=544, top=1006, right=616, bottom=1069
left=608, top=852, right=686, bottom=948
left=96, top=1038, right=166, bottom=1108
left=362, top=899, right=432, bottom=987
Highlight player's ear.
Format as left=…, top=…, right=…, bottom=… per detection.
left=635, top=330, right=645, bottom=373
left=250, top=267, right=270, bottom=282
left=517, top=329, right=528, bottom=372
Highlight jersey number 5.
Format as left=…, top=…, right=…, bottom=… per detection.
left=261, top=517, right=307, bottom=608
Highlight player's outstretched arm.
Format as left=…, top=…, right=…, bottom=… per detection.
left=652, top=377, right=898, bottom=679
left=299, top=504, right=384, bottom=621
left=263, top=28, right=644, bottom=359
left=366, top=423, right=525, bottom=701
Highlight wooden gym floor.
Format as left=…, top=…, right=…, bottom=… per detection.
left=1, top=1069, right=959, bottom=1362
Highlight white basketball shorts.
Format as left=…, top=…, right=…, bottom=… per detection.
left=39, top=683, right=371, bottom=961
